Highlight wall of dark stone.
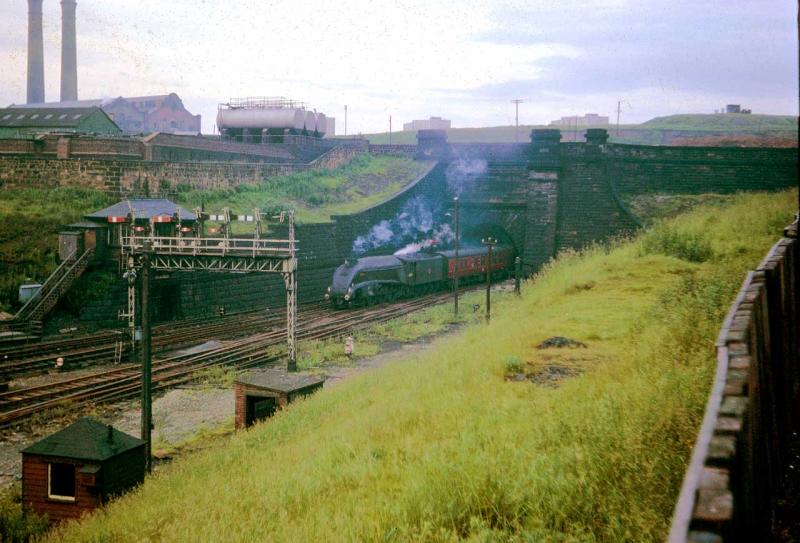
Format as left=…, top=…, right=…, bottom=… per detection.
left=605, top=144, right=797, bottom=195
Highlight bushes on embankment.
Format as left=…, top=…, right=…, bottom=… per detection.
left=50, top=189, right=796, bottom=542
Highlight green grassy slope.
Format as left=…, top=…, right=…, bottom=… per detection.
left=175, top=154, right=431, bottom=224
left=0, top=188, right=115, bottom=312
left=52, top=189, right=797, bottom=542
left=640, top=113, right=797, bottom=131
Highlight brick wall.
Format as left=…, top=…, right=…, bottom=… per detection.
left=368, top=144, right=417, bottom=157
left=0, top=144, right=365, bottom=196
left=604, top=144, right=798, bottom=195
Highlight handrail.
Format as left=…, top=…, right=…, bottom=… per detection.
left=26, top=247, right=94, bottom=319
left=122, top=236, right=295, bottom=258
left=14, top=248, right=77, bottom=320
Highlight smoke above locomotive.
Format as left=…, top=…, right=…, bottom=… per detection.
left=352, top=196, right=456, bottom=256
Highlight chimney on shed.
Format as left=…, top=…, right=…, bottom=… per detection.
left=26, top=0, right=45, bottom=104
left=60, top=0, right=78, bottom=101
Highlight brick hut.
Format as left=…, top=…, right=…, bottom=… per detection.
left=21, top=417, right=145, bottom=523
left=235, top=370, right=325, bottom=429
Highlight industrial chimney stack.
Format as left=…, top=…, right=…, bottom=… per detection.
left=60, top=0, right=78, bottom=101
left=26, top=0, right=45, bottom=104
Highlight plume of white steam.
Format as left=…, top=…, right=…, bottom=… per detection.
left=352, top=196, right=453, bottom=256
left=445, top=159, right=487, bottom=195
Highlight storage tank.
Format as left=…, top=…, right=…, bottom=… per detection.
left=303, top=110, right=316, bottom=133
left=216, top=108, right=305, bottom=131
left=315, top=113, right=327, bottom=136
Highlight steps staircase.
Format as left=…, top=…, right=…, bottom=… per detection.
left=0, top=248, right=95, bottom=339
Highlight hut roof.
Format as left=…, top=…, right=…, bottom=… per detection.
left=85, top=199, right=195, bottom=221
left=21, top=417, right=144, bottom=462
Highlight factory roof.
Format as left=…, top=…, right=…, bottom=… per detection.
left=0, top=107, right=115, bottom=129
left=85, top=199, right=196, bottom=221
left=21, top=417, right=144, bottom=462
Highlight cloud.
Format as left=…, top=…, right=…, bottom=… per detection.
left=0, top=0, right=796, bottom=133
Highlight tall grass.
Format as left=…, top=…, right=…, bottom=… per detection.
left=0, top=187, right=114, bottom=311
left=176, top=154, right=429, bottom=224
left=50, top=189, right=796, bottom=542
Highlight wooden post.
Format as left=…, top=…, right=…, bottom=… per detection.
left=482, top=237, right=496, bottom=323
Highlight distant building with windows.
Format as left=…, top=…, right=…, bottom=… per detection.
left=724, top=104, right=751, bottom=114
left=11, top=93, right=201, bottom=135
left=403, top=116, right=451, bottom=131
left=0, top=106, right=121, bottom=137
left=549, top=113, right=609, bottom=127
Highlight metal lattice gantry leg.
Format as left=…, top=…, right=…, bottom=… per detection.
left=285, top=209, right=297, bottom=372
left=122, top=256, right=137, bottom=353
left=284, top=269, right=297, bottom=371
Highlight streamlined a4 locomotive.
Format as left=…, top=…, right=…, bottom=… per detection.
left=326, top=245, right=514, bottom=307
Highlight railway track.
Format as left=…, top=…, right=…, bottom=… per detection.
left=0, top=293, right=453, bottom=428
left=0, top=304, right=330, bottom=382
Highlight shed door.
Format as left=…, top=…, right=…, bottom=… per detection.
left=245, top=395, right=277, bottom=427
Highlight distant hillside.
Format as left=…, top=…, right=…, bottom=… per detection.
left=358, top=113, right=797, bottom=146
left=640, top=113, right=797, bottom=132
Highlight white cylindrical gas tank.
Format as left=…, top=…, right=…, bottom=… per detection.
left=315, top=113, right=327, bottom=136
left=303, top=110, right=316, bottom=132
left=216, top=108, right=305, bottom=130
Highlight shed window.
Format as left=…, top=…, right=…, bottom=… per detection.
left=30, top=114, right=39, bottom=119
left=44, top=113, right=53, bottom=119
left=48, top=463, right=76, bottom=501
left=59, top=114, right=67, bottom=119
left=1, top=114, right=10, bottom=120
left=73, top=114, right=82, bottom=120
left=16, top=114, right=26, bottom=120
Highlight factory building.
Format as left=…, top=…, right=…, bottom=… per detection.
left=13, top=94, right=202, bottom=135
left=549, top=113, right=610, bottom=127
left=403, top=117, right=451, bottom=131
left=0, top=106, right=121, bottom=138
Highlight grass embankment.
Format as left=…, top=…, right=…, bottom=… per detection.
left=0, top=187, right=114, bottom=312
left=175, top=154, right=431, bottom=225
left=51, top=190, right=796, bottom=542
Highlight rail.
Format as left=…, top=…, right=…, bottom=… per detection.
left=668, top=219, right=798, bottom=542
left=122, top=235, right=295, bottom=258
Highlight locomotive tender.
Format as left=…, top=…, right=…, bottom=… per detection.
left=326, top=244, right=514, bottom=307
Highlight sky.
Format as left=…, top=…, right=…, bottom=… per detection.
left=1, top=0, right=797, bottom=134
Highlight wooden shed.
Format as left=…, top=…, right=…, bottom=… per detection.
left=21, top=417, right=145, bottom=523
left=235, top=370, right=325, bottom=429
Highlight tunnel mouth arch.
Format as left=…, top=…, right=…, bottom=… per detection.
left=459, top=223, right=517, bottom=254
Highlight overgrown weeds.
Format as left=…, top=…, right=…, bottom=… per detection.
left=49, top=189, right=797, bottom=542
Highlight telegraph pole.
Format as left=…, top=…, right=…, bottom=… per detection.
left=616, top=100, right=622, bottom=137
left=140, top=242, right=153, bottom=473
left=344, top=105, right=348, bottom=137
left=389, top=115, right=392, bottom=145
left=452, top=197, right=460, bottom=317
left=482, top=237, right=496, bottom=323
left=511, top=99, right=523, bottom=142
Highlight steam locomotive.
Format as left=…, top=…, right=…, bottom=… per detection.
left=325, top=244, right=515, bottom=307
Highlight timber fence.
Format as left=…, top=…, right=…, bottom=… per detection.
left=669, top=218, right=799, bottom=542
